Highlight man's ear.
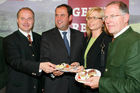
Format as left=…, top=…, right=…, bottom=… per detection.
left=124, top=13, right=129, bottom=23
left=69, top=15, right=73, bottom=23
left=17, top=19, right=18, bottom=23
left=69, top=15, right=73, bottom=24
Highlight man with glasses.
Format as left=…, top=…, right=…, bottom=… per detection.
left=83, top=1, right=140, bottom=93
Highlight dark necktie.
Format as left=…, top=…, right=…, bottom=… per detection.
left=27, top=34, right=32, bottom=44
left=62, top=32, right=70, bottom=55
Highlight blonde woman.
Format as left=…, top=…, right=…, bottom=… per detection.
left=82, top=7, right=112, bottom=93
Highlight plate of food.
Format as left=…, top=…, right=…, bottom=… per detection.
left=75, top=69, right=101, bottom=83
left=56, top=63, right=78, bottom=72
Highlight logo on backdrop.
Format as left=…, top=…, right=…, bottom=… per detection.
left=68, top=0, right=129, bottom=32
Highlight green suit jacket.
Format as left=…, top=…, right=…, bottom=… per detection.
left=0, top=36, right=7, bottom=89
left=99, top=27, right=140, bottom=93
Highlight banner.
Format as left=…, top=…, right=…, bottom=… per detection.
left=68, top=0, right=128, bottom=32
left=0, top=0, right=140, bottom=37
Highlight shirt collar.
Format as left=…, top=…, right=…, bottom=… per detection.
left=59, top=28, right=70, bottom=34
left=58, top=28, right=70, bottom=45
left=114, top=25, right=130, bottom=38
left=19, top=28, right=33, bottom=41
left=59, top=27, right=70, bottom=38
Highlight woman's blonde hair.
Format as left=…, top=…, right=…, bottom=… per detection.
left=86, top=7, right=104, bottom=39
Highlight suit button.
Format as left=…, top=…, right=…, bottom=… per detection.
left=32, top=73, right=36, bottom=75
left=29, top=44, right=32, bottom=46
left=105, top=68, right=108, bottom=72
left=32, top=54, right=34, bottom=56
left=33, top=85, right=36, bottom=88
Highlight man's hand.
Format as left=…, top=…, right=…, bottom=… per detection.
left=40, top=62, right=56, bottom=73
left=70, top=62, right=84, bottom=73
left=84, top=76, right=100, bottom=89
left=71, top=62, right=80, bottom=67
left=53, top=70, right=64, bottom=76
left=75, top=66, right=84, bottom=73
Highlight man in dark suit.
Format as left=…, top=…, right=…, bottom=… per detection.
left=0, top=36, right=7, bottom=93
left=40, top=4, right=85, bottom=93
left=3, top=7, right=55, bottom=93
left=83, top=1, right=140, bottom=93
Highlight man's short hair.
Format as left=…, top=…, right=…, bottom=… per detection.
left=17, top=7, right=35, bottom=18
left=55, top=4, right=73, bottom=16
left=106, top=1, right=129, bottom=14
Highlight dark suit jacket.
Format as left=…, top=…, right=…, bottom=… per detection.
left=3, top=31, right=41, bottom=93
left=99, top=27, right=140, bottom=93
left=85, top=31, right=112, bottom=73
left=0, top=36, right=7, bottom=89
left=81, top=31, right=112, bottom=93
left=40, top=27, right=85, bottom=93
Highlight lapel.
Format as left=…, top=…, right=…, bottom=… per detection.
left=16, top=31, right=29, bottom=44
left=17, top=31, right=40, bottom=58
left=70, top=28, right=76, bottom=56
left=17, top=30, right=35, bottom=48
left=32, top=32, right=39, bottom=53
left=107, top=27, right=133, bottom=65
left=108, top=27, right=133, bottom=48
left=87, top=32, right=105, bottom=56
left=32, top=32, right=39, bottom=46
left=53, top=28, right=68, bottom=54
left=17, top=30, right=37, bottom=46
left=115, top=27, right=133, bottom=41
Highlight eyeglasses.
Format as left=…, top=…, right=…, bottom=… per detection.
left=104, top=14, right=123, bottom=20
left=87, top=16, right=102, bottom=21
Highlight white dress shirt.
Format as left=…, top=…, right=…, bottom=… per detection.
left=59, top=28, right=71, bottom=46
left=19, top=28, right=33, bottom=42
left=114, top=25, right=130, bottom=38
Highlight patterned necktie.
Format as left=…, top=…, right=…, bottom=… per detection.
left=27, top=34, right=32, bottom=44
left=62, top=32, right=70, bottom=55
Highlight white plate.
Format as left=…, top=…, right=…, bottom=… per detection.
left=75, top=69, right=101, bottom=83
left=56, top=63, right=78, bottom=72
left=57, top=67, right=78, bottom=72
